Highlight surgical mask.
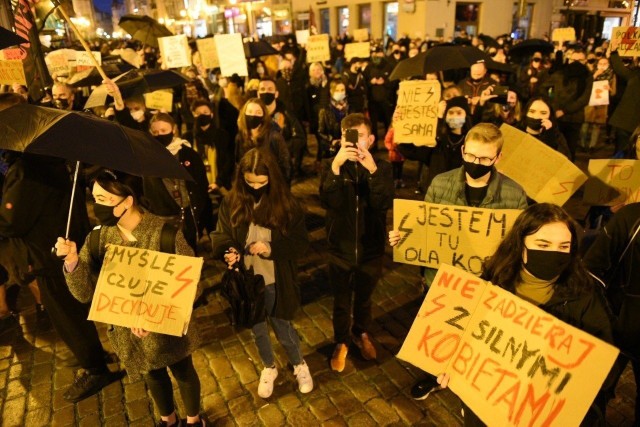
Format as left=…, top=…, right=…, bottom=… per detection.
left=446, top=116, right=466, bottom=129
left=93, top=200, right=126, bottom=226
left=259, top=92, right=276, bottom=105
left=54, top=98, right=70, bottom=110
left=525, top=116, right=544, bottom=131
left=332, top=92, right=346, bottom=102
left=463, top=161, right=493, bottom=179
left=156, top=133, right=174, bottom=146
left=246, top=184, right=268, bottom=201
left=524, top=248, right=572, bottom=281
left=130, top=109, right=145, bottom=122
left=196, top=114, right=212, bottom=128
left=245, top=115, right=263, bottom=130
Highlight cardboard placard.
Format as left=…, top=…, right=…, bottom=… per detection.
left=1, top=48, right=24, bottom=61
left=88, top=245, right=203, bottom=337
left=144, top=89, right=174, bottom=112
left=0, top=59, right=26, bottom=85
left=353, top=28, right=369, bottom=42
left=583, top=159, right=640, bottom=206
left=45, top=49, right=74, bottom=76
left=393, top=200, right=521, bottom=272
left=397, top=264, right=619, bottom=427
left=498, top=124, right=588, bottom=205
left=306, top=34, right=331, bottom=63
left=158, top=34, right=192, bottom=69
left=393, top=80, right=441, bottom=147
left=214, top=33, right=248, bottom=77
left=295, top=29, right=310, bottom=46
left=195, top=38, right=219, bottom=70
left=588, top=80, right=610, bottom=106
left=344, top=42, right=371, bottom=61
left=551, top=27, right=576, bottom=42
left=611, top=27, right=640, bottom=57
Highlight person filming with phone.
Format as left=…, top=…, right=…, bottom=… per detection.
left=319, top=113, right=394, bottom=373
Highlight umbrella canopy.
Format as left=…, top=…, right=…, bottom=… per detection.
left=0, top=104, right=191, bottom=181
left=118, top=15, right=173, bottom=48
left=0, top=27, right=27, bottom=50
left=478, top=34, right=499, bottom=48
left=84, top=70, right=149, bottom=109
left=244, top=40, right=279, bottom=58
left=508, top=39, right=554, bottom=61
left=390, top=45, right=493, bottom=80
left=142, top=69, right=191, bottom=91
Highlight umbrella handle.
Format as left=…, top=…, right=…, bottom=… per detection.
left=65, top=161, right=80, bottom=239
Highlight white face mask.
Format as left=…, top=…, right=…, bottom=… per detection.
left=332, top=92, right=346, bottom=102
left=130, top=109, right=145, bottom=122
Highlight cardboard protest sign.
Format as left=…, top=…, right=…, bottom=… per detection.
left=88, top=245, right=203, bottom=336
left=45, top=49, right=74, bottom=76
left=215, top=33, right=248, bottom=76
left=498, top=124, right=588, bottom=205
left=551, top=27, right=576, bottom=42
left=611, top=27, right=640, bottom=57
left=158, top=35, right=191, bottom=69
left=398, top=264, right=619, bottom=427
left=583, top=159, right=640, bottom=206
left=353, top=28, right=369, bottom=42
left=306, top=34, right=331, bottom=63
left=345, top=42, right=371, bottom=61
left=588, top=80, right=609, bottom=106
left=195, top=38, right=219, bottom=70
left=0, top=48, right=23, bottom=60
left=144, top=90, right=173, bottom=112
left=393, top=200, right=521, bottom=272
left=393, top=80, right=441, bottom=146
left=0, top=59, right=26, bottom=85
left=295, top=29, right=310, bottom=46
left=75, top=51, right=101, bottom=71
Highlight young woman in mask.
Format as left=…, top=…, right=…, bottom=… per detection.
left=210, top=149, right=312, bottom=399
left=436, top=203, right=614, bottom=426
left=519, top=97, right=571, bottom=158
left=581, top=57, right=616, bottom=152
left=55, top=170, right=207, bottom=427
left=147, top=113, right=213, bottom=251
left=236, top=98, right=291, bottom=182
left=318, top=80, right=350, bottom=159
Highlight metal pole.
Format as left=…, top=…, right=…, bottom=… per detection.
left=65, top=160, right=80, bottom=239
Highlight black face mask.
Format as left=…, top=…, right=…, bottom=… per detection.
left=245, top=115, right=263, bottom=130
left=93, top=200, right=126, bottom=226
left=463, top=160, right=493, bottom=180
left=54, top=98, right=70, bottom=110
left=196, top=114, right=212, bottom=128
left=525, top=116, right=544, bottom=131
left=524, top=248, right=572, bottom=281
left=156, top=133, right=174, bottom=147
left=246, top=184, right=268, bottom=201
left=587, top=58, right=596, bottom=64
left=259, top=93, right=276, bottom=106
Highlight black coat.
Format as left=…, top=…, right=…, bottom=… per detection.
left=609, top=52, right=640, bottom=133
left=192, top=126, right=234, bottom=190
left=235, top=129, right=291, bottom=182
left=210, top=198, right=309, bottom=320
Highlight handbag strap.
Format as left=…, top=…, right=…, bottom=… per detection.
left=617, top=217, right=640, bottom=266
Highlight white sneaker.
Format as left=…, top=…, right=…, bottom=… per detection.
left=293, top=361, right=313, bottom=394
left=257, top=366, right=278, bottom=398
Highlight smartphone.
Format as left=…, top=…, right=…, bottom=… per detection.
left=494, top=85, right=509, bottom=96
left=345, top=128, right=359, bottom=145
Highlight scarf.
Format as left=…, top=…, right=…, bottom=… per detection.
left=166, top=138, right=191, bottom=156
left=515, top=269, right=555, bottom=306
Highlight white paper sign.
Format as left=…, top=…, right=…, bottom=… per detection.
left=296, top=30, right=310, bottom=46
left=158, top=35, right=192, bottom=69
left=589, top=80, right=610, bottom=106
left=214, top=34, right=248, bottom=77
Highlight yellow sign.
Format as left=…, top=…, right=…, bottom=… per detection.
left=158, top=34, right=192, bottom=69
left=583, top=159, right=640, bottom=206
left=0, top=59, right=26, bottom=85
left=344, top=42, right=371, bottom=61
left=398, top=264, right=619, bottom=427
left=215, top=34, right=248, bottom=77
left=393, top=80, right=441, bottom=147
left=611, top=27, right=640, bottom=57
left=306, top=34, right=331, bottom=63
left=88, top=245, right=203, bottom=337
left=353, top=28, right=369, bottom=42
left=195, top=38, right=219, bottom=70
left=393, top=200, right=521, bottom=273
left=144, top=90, right=173, bottom=112
left=498, top=124, right=588, bottom=205
left=551, top=27, right=576, bottom=42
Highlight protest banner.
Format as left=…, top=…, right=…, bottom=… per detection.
left=45, top=48, right=74, bottom=76
left=611, top=27, right=640, bottom=57
left=498, top=124, right=588, bottom=205
left=393, top=200, right=521, bottom=273
left=393, top=80, right=441, bottom=146
left=1, top=48, right=25, bottom=60
left=306, top=34, right=331, bottom=63
left=0, top=59, right=26, bottom=85
left=344, top=42, right=371, bottom=61
left=88, top=245, right=203, bottom=336
left=158, top=35, right=191, bottom=69
left=397, top=264, right=619, bottom=427
left=588, top=80, right=610, bottom=106
left=295, top=29, right=310, bottom=46
left=195, top=37, right=219, bottom=70
left=144, top=90, right=173, bottom=112
left=551, top=27, right=576, bottom=43
left=583, top=159, right=640, bottom=206
left=215, top=33, right=248, bottom=76
left=353, top=28, right=369, bottom=42
left=75, top=51, right=101, bottom=71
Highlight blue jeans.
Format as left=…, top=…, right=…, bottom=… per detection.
left=251, top=284, right=303, bottom=367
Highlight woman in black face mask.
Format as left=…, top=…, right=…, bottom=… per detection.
left=519, top=97, right=571, bottom=158
left=211, top=148, right=312, bottom=399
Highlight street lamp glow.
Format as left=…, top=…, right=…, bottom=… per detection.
left=179, top=9, right=187, bottom=17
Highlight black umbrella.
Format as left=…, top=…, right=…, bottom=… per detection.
left=142, top=69, right=191, bottom=91
left=0, top=26, right=27, bottom=50
left=118, top=15, right=173, bottom=48
left=508, top=39, right=554, bottom=61
left=478, top=34, right=499, bottom=48
left=244, top=40, right=279, bottom=58
left=390, top=45, right=492, bottom=80
left=84, top=70, right=149, bottom=109
left=67, top=56, right=137, bottom=87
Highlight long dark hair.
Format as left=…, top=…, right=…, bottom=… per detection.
left=237, top=98, right=272, bottom=146
left=93, top=169, right=148, bottom=210
left=520, top=96, right=558, bottom=130
left=228, top=148, right=299, bottom=233
left=482, top=203, right=594, bottom=299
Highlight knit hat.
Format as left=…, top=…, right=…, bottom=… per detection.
left=445, top=96, right=470, bottom=115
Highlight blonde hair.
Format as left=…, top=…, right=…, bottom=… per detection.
left=465, top=123, right=504, bottom=152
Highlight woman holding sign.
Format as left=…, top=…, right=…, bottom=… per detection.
left=55, top=171, right=207, bottom=427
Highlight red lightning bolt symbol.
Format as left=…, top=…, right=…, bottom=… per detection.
left=171, top=266, right=194, bottom=298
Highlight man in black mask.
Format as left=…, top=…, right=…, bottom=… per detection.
left=52, top=82, right=76, bottom=111
left=458, top=61, right=498, bottom=114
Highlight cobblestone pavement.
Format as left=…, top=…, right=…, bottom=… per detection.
left=0, top=138, right=636, bottom=426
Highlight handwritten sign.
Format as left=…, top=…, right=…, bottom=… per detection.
left=398, top=264, right=619, bottom=427
left=215, top=34, right=248, bottom=76
left=1, top=48, right=25, bottom=60
left=345, top=42, right=371, bottom=61
left=0, top=60, right=26, bottom=85
left=45, top=49, right=74, bottom=76
left=195, top=38, right=219, bottom=70
left=88, top=245, right=203, bottom=336
left=306, top=34, right=331, bottom=63
left=295, top=29, right=310, bottom=46
left=393, top=200, right=521, bottom=273
left=611, top=27, right=640, bottom=57
left=393, top=80, right=441, bottom=146
left=498, top=124, right=588, bottom=205
left=588, top=80, right=610, bottom=106
left=353, top=28, right=369, bottom=42
left=75, top=51, right=101, bottom=71
left=583, top=159, right=640, bottom=206
left=159, top=35, right=191, bottom=69
left=144, top=90, right=174, bottom=112
left=552, top=27, right=576, bottom=42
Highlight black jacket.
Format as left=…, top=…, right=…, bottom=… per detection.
left=192, top=126, right=234, bottom=190
left=609, top=52, right=640, bottom=133
left=319, top=159, right=394, bottom=265
left=235, top=129, right=291, bottom=182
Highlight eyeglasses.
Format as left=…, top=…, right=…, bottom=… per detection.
left=462, top=150, right=498, bottom=166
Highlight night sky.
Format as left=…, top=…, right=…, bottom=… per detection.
left=93, top=0, right=112, bottom=14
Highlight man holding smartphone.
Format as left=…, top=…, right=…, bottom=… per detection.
left=319, top=113, right=394, bottom=373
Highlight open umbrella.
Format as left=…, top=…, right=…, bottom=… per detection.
left=244, top=40, right=279, bottom=58
left=142, top=69, right=191, bottom=91
left=508, top=39, right=554, bottom=61
left=478, top=34, right=499, bottom=48
left=390, top=45, right=492, bottom=80
left=67, top=56, right=136, bottom=87
left=84, top=70, right=149, bottom=109
left=118, top=15, right=173, bottom=48
left=0, top=26, right=27, bottom=50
